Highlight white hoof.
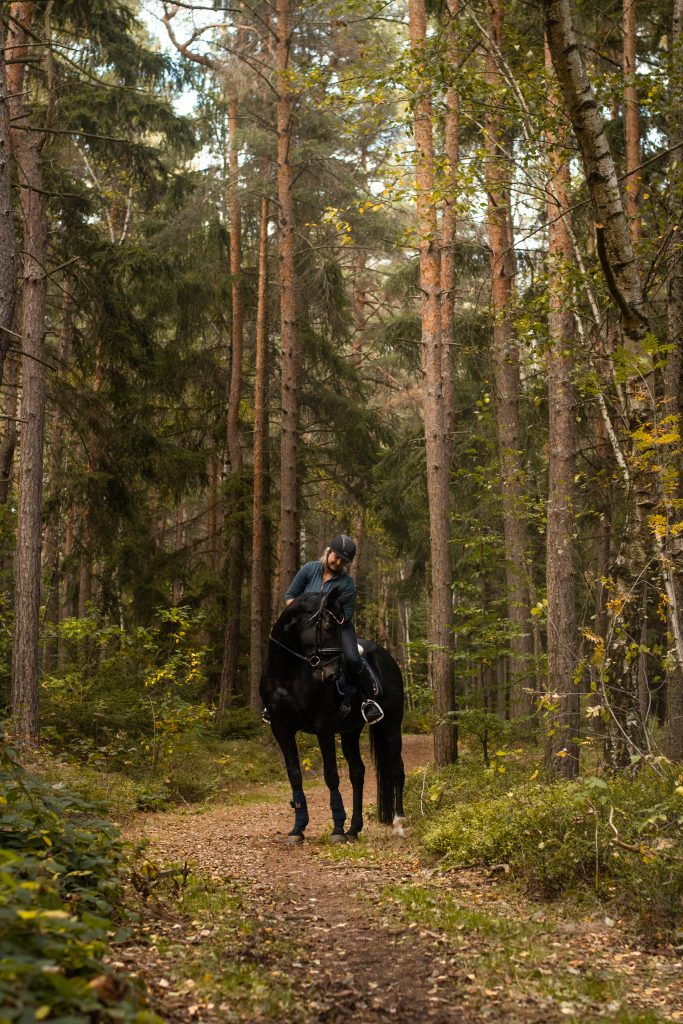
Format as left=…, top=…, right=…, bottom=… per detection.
left=392, top=815, right=406, bottom=838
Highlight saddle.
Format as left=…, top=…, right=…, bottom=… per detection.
left=334, top=642, right=383, bottom=703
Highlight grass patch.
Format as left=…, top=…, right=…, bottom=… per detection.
left=380, top=883, right=673, bottom=1022
left=34, top=734, right=290, bottom=818
left=140, top=870, right=304, bottom=1021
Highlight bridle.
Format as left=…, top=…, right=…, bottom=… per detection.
left=269, top=597, right=344, bottom=671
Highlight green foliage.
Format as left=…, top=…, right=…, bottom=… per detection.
left=0, top=739, right=160, bottom=1023
left=42, top=607, right=211, bottom=775
left=416, top=764, right=683, bottom=938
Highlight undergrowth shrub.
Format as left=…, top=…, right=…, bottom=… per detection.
left=0, top=739, right=161, bottom=1023
left=417, top=762, right=683, bottom=939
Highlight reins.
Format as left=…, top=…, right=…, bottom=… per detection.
left=269, top=600, right=344, bottom=670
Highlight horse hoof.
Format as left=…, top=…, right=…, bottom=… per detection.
left=329, top=832, right=348, bottom=845
left=392, top=815, right=407, bottom=838
left=345, top=832, right=359, bottom=843
left=287, top=833, right=305, bottom=846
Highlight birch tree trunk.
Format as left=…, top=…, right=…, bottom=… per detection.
left=275, top=0, right=300, bottom=601
left=543, top=39, right=580, bottom=777
left=8, top=1, right=49, bottom=747
left=250, top=196, right=270, bottom=712
left=542, top=0, right=650, bottom=767
left=485, top=0, right=534, bottom=720
left=408, top=0, right=457, bottom=766
left=0, top=15, right=16, bottom=386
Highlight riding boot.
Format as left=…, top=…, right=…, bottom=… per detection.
left=355, top=659, right=384, bottom=724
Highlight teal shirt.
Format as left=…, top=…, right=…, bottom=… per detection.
left=285, top=561, right=356, bottom=622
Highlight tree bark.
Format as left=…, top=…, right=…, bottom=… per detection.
left=623, top=0, right=641, bottom=244
left=8, top=1, right=48, bottom=748
left=664, top=0, right=683, bottom=759
left=408, top=0, right=457, bottom=766
left=484, top=0, right=533, bottom=720
left=543, top=39, right=580, bottom=777
left=541, top=0, right=647, bottom=350
left=0, top=14, right=17, bottom=387
left=275, top=0, right=300, bottom=601
left=250, top=196, right=270, bottom=712
left=441, top=0, right=459, bottom=441
left=542, top=0, right=650, bottom=767
left=218, top=98, right=246, bottom=710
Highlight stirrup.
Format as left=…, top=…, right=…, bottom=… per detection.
left=261, top=707, right=272, bottom=725
left=361, top=699, right=384, bottom=724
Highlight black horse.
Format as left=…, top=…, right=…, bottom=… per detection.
left=260, top=587, right=405, bottom=844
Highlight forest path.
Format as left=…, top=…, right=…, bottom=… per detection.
left=122, top=735, right=681, bottom=1024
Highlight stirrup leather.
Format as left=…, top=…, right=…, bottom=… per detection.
left=361, top=699, right=384, bottom=724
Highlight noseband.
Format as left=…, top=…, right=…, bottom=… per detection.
left=269, top=597, right=344, bottom=671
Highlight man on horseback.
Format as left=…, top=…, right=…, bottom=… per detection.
left=263, top=534, right=384, bottom=725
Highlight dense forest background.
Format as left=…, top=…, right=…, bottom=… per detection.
left=1, top=0, right=682, bottom=778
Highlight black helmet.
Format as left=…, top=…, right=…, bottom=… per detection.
left=329, top=534, right=356, bottom=563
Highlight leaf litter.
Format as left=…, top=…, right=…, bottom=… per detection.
left=118, top=736, right=682, bottom=1023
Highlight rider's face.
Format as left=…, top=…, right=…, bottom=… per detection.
left=327, top=551, right=346, bottom=573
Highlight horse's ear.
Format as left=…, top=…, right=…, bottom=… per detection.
left=326, top=584, right=341, bottom=604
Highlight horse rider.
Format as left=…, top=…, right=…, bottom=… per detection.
left=263, top=534, right=384, bottom=725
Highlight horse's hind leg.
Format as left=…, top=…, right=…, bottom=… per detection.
left=341, top=728, right=365, bottom=839
left=317, top=730, right=347, bottom=843
left=273, top=726, right=309, bottom=844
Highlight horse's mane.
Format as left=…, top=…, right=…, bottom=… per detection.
left=273, top=589, right=342, bottom=637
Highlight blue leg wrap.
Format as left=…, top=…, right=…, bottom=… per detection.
left=290, top=789, right=309, bottom=832
left=330, top=788, right=346, bottom=829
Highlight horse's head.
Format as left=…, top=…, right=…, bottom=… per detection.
left=275, top=589, right=344, bottom=683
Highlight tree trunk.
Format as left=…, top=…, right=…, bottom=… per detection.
left=0, top=347, right=18, bottom=505
left=541, top=0, right=647, bottom=349
left=543, top=39, right=580, bottom=777
left=0, top=15, right=17, bottom=387
left=484, top=0, right=533, bottom=720
left=218, top=98, right=246, bottom=710
left=542, top=0, right=651, bottom=768
left=43, top=281, right=73, bottom=669
left=441, top=0, right=460, bottom=441
left=275, top=0, right=300, bottom=602
left=664, top=0, right=683, bottom=760
left=8, top=1, right=48, bottom=748
left=623, top=0, right=641, bottom=244
left=250, top=196, right=270, bottom=712
left=408, top=0, right=457, bottom=766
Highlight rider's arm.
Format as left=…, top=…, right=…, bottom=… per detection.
left=284, top=562, right=313, bottom=604
left=338, top=575, right=357, bottom=622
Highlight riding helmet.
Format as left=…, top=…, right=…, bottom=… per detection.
left=329, top=534, right=356, bottom=563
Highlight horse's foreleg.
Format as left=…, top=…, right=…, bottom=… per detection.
left=317, top=731, right=346, bottom=842
left=341, top=728, right=365, bottom=840
left=273, top=726, right=309, bottom=844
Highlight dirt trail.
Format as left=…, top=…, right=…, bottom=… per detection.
left=123, top=736, right=682, bottom=1024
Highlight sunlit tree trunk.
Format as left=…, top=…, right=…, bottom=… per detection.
left=8, top=1, right=48, bottom=747
left=484, top=0, right=533, bottom=721
left=408, top=0, right=457, bottom=766
left=275, top=0, right=300, bottom=601
left=441, top=0, right=460, bottom=440
left=543, top=39, right=580, bottom=777
left=250, top=196, right=270, bottom=712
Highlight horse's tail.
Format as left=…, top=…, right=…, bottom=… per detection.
left=369, top=720, right=396, bottom=825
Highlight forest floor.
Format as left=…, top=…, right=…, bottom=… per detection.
left=117, top=735, right=682, bottom=1024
